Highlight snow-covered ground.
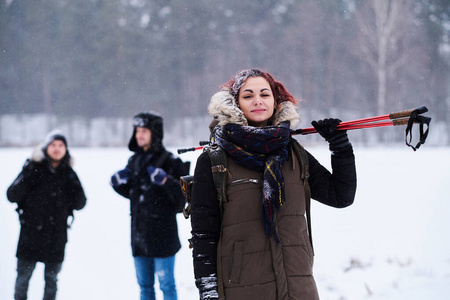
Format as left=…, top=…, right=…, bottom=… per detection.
left=1, top=145, right=449, bottom=300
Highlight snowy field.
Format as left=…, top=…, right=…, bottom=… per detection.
left=1, top=145, right=450, bottom=300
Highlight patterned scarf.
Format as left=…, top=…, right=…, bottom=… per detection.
left=215, top=122, right=291, bottom=242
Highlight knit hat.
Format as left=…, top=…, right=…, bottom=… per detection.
left=42, top=130, right=68, bottom=153
left=128, top=112, right=164, bottom=152
left=230, top=69, right=263, bottom=99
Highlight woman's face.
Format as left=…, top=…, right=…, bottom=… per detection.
left=238, top=76, right=276, bottom=127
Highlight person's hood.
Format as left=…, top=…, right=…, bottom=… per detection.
left=30, top=142, right=73, bottom=166
left=128, top=112, right=164, bottom=153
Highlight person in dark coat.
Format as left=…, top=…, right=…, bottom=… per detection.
left=190, top=69, right=357, bottom=299
left=7, top=130, right=87, bottom=300
left=111, top=112, right=187, bottom=300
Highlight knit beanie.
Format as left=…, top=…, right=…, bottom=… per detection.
left=42, top=130, right=68, bottom=153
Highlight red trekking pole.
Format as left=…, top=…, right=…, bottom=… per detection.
left=294, top=106, right=431, bottom=151
left=177, top=106, right=431, bottom=154
left=295, top=106, right=428, bottom=134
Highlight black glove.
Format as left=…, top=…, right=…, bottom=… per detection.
left=196, top=277, right=219, bottom=300
left=311, top=118, right=353, bottom=157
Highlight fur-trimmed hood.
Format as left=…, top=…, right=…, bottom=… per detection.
left=30, top=142, right=73, bottom=167
left=29, top=130, right=73, bottom=167
left=207, top=90, right=300, bottom=128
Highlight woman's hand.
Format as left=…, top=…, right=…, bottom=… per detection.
left=311, top=118, right=353, bottom=157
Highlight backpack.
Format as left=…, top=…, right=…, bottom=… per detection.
left=180, top=144, right=227, bottom=218
left=180, top=139, right=313, bottom=248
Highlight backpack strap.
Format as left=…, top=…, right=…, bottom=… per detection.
left=291, top=139, right=314, bottom=253
left=205, top=145, right=228, bottom=206
left=204, top=144, right=227, bottom=300
left=155, top=150, right=170, bottom=168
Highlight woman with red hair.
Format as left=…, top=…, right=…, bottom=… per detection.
left=190, top=69, right=357, bottom=299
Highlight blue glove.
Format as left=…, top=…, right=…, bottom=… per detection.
left=111, top=168, right=131, bottom=187
left=147, top=166, right=167, bottom=186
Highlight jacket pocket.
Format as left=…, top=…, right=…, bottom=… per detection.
left=229, top=241, right=245, bottom=284
left=227, top=178, right=259, bottom=198
left=226, top=178, right=261, bottom=223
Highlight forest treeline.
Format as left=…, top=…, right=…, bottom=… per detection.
left=0, top=0, right=449, bottom=141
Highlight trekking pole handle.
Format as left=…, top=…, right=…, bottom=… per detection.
left=390, top=106, right=428, bottom=120
left=178, top=147, right=204, bottom=154
left=178, top=142, right=209, bottom=154
left=392, top=118, right=410, bottom=126
left=178, top=147, right=195, bottom=154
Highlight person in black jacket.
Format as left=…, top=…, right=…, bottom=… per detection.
left=7, top=130, right=87, bottom=300
left=111, top=112, right=187, bottom=300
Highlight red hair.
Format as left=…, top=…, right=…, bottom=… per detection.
left=221, top=69, right=298, bottom=106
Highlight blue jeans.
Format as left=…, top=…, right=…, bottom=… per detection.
left=14, top=258, right=62, bottom=300
left=134, top=256, right=177, bottom=300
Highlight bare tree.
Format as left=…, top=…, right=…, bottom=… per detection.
left=355, top=0, right=414, bottom=115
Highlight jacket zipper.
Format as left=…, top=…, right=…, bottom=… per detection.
left=230, top=178, right=259, bottom=185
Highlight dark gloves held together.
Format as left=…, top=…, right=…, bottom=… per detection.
left=111, top=168, right=131, bottom=187
left=311, top=118, right=354, bottom=158
left=146, top=166, right=167, bottom=186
